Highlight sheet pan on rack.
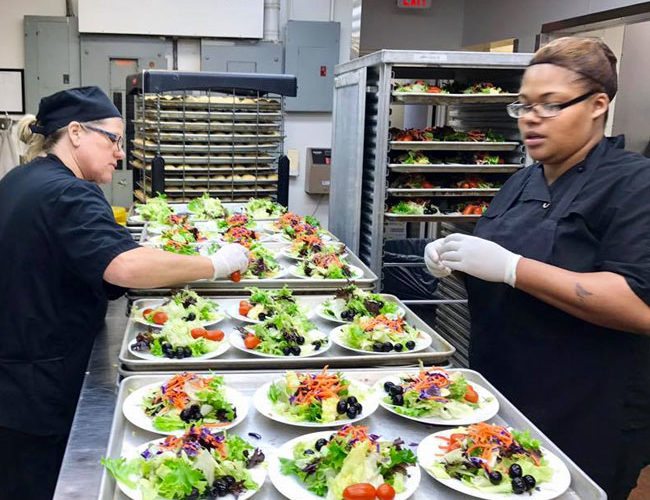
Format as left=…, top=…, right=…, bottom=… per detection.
left=142, top=109, right=282, bottom=122
left=131, top=140, right=279, bottom=154
left=140, top=95, right=281, bottom=110
left=133, top=119, right=281, bottom=133
left=131, top=150, right=275, bottom=165
left=140, top=131, right=282, bottom=144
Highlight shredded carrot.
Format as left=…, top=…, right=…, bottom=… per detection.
left=336, top=425, right=370, bottom=442
left=288, top=366, right=349, bottom=406
left=360, top=315, right=404, bottom=333
left=154, top=372, right=213, bottom=411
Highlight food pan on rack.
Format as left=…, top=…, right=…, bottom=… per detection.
left=131, top=139, right=279, bottom=154
left=140, top=94, right=281, bottom=110
left=391, top=91, right=518, bottom=105
left=142, top=109, right=282, bottom=122
left=140, top=131, right=282, bottom=144
left=390, top=140, right=520, bottom=151
left=97, top=368, right=605, bottom=500
left=130, top=160, right=277, bottom=175
left=119, top=294, right=452, bottom=372
left=133, top=119, right=281, bottom=133
left=388, top=163, right=523, bottom=173
left=387, top=187, right=499, bottom=197
left=131, top=150, right=275, bottom=165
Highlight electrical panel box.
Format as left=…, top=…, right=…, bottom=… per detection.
left=305, top=148, right=331, bottom=194
left=24, top=16, right=81, bottom=114
left=201, top=41, right=283, bottom=74
left=285, top=21, right=340, bottom=112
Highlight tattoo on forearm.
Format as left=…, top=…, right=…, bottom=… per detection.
left=575, top=283, right=593, bottom=301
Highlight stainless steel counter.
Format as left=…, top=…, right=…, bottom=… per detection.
left=53, top=297, right=129, bottom=500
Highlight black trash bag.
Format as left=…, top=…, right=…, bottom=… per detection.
left=382, top=238, right=438, bottom=326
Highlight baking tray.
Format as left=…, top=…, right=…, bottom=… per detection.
left=97, top=368, right=605, bottom=499
left=133, top=119, right=281, bottom=133
left=154, top=177, right=277, bottom=187
left=134, top=191, right=275, bottom=204
left=118, top=294, right=453, bottom=372
left=388, top=163, right=523, bottom=173
left=387, top=188, right=499, bottom=197
left=391, top=91, right=518, bottom=105
left=385, top=213, right=481, bottom=222
left=130, top=162, right=277, bottom=175
left=131, top=141, right=279, bottom=154
left=131, top=150, right=275, bottom=165
left=141, top=109, right=281, bottom=122
left=136, top=184, right=277, bottom=198
left=139, top=95, right=281, bottom=111
left=140, top=132, right=282, bottom=144
left=390, top=141, right=520, bottom=151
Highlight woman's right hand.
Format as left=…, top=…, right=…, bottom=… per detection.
left=424, top=239, right=452, bottom=278
left=209, top=243, right=249, bottom=280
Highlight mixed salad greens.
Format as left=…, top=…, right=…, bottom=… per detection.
left=381, top=366, right=484, bottom=420
left=103, top=426, right=265, bottom=500
left=243, top=244, right=281, bottom=279
left=133, top=290, right=223, bottom=327
left=268, top=367, right=367, bottom=423
left=142, top=372, right=238, bottom=432
left=391, top=126, right=505, bottom=143
left=187, top=194, right=229, bottom=220
left=321, top=284, right=401, bottom=322
left=244, top=197, right=286, bottom=219
left=136, top=194, right=173, bottom=223
left=156, top=225, right=206, bottom=255
left=279, top=425, right=417, bottom=500
left=217, top=214, right=256, bottom=232
left=132, top=319, right=226, bottom=359
left=388, top=200, right=440, bottom=216
left=295, top=252, right=354, bottom=279
left=430, top=423, right=553, bottom=494
left=222, top=226, right=259, bottom=249
left=340, top=315, right=422, bottom=353
left=237, top=311, right=327, bottom=357
left=236, top=286, right=306, bottom=322
left=286, top=234, right=345, bottom=260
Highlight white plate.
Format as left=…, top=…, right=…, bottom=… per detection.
left=241, top=264, right=289, bottom=281
left=315, top=301, right=406, bottom=324
left=253, top=378, right=379, bottom=428
left=131, top=307, right=225, bottom=330
left=226, top=302, right=314, bottom=324
left=122, top=380, right=249, bottom=436
left=288, top=264, right=364, bottom=280
left=374, top=375, right=499, bottom=426
left=128, top=337, right=230, bottom=361
left=115, top=435, right=266, bottom=500
left=268, top=430, right=421, bottom=500
left=329, top=324, right=432, bottom=354
left=229, top=330, right=331, bottom=358
left=417, top=428, right=571, bottom=500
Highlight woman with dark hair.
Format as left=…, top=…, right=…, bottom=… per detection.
left=426, top=37, right=650, bottom=498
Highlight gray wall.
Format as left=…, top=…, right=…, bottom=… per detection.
left=462, top=0, right=645, bottom=52
left=360, top=0, right=465, bottom=53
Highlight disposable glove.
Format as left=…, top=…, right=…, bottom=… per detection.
left=424, top=238, right=452, bottom=278
left=439, top=233, right=521, bottom=287
left=209, top=243, right=249, bottom=280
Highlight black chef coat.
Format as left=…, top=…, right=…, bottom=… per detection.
left=0, top=154, right=139, bottom=436
left=466, top=137, right=650, bottom=497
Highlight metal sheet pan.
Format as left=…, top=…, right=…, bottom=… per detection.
left=133, top=119, right=281, bottom=133
left=388, top=163, right=523, bottom=173
left=97, top=368, right=605, bottom=499
left=133, top=190, right=273, bottom=204
left=390, top=141, right=520, bottom=151
left=130, top=162, right=277, bottom=175
left=131, top=140, right=279, bottom=154
left=136, top=183, right=277, bottom=197
left=384, top=213, right=481, bottom=222
left=140, top=132, right=282, bottom=144
left=118, top=294, right=454, bottom=372
left=142, top=109, right=281, bottom=122
left=158, top=178, right=277, bottom=187
left=131, top=150, right=275, bottom=165
left=391, top=91, right=518, bottom=105
left=139, top=95, right=281, bottom=111
left=387, top=188, right=499, bottom=197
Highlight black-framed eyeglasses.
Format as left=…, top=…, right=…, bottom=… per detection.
left=81, top=123, right=124, bottom=150
left=506, top=90, right=596, bottom=118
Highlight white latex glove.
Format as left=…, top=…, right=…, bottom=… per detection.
left=209, top=243, right=250, bottom=280
left=439, top=233, right=521, bottom=287
left=424, top=238, right=452, bottom=278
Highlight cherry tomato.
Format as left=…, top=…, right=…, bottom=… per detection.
left=244, top=334, right=261, bottom=349
left=462, top=205, right=475, bottom=215
left=142, top=308, right=153, bottom=319
left=230, top=270, right=242, bottom=282
left=342, top=483, right=376, bottom=500
left=426, top=86, right=442, bottom=93
left=191, top=328, right=208, bottom=339
left=472, top=206, right=484, bottom=215
left=421, top=182, right=435, bottom=189
left=152, top=312, right=168, bottom=325
left=465, top=385, right=479, bottom=403
left=460, top=182, right=471, bottom=189
left=376, top=483, right=396, bottom=500
left=204, top=330, right=224, bottom=342
left=239, top=300, right=252, bottom=316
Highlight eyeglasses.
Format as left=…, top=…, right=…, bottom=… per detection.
left=506, top=91, right=596, bottom=118
left=81, top=123, right=124, bottom=151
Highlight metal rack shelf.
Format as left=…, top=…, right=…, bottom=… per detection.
left=391, top=91, right=518, bottom=105
left=388, top=163, right=523, bottom=173
left=390, top=140, right=520, bottom=151
left=387, top=187, right=500, bottom=197
left=384, top=213, right=482, bottom=222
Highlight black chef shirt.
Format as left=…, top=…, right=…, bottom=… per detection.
left=0, top=154, right=139, bottom=436
left=466, top=137, right=650, bottom=495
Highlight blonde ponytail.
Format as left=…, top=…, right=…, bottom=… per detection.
left=17, top=114, right=66, bottom=163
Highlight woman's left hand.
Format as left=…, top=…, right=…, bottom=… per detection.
left=439, top=233, right=521, bottom=287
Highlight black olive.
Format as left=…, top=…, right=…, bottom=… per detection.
left=184, top=347, right=192, bottom=357
left=312, top=340, right=322, bottom=350
left=216, top=482, right=228, bottom=496
left=489, top=470, right=502, bottom=484
left=382, top=342, right=393, bottom=352
left=372, top=342, right=384, bottom=352
left=509, top=463, right=523, bottom=478
left=185, top=312, right=196, bottom=321
left=389, top=385, right=403, bottom=396
left=258, top=313, right=266, bottom=321
left=186, top=487, right=200, bottom=500
left=222, top=475, right=235, bottom=486
left=391, top=393, right=404, bottom=406
left=353, top=402, right=363, bottom=413
left=393, top=343, right=404, bottom=352
left=290, top=346, right=301, bottom=356
left=336, top=400, right=348, bottom=414
left=511, top=477, right=525, bottom=494
left=405, top=340, right=416, bottom=350
left=346, top=406, right=358, bottom=419
left=303, top=449, right=315, bottom=455
left=314, top=438, right=328, bottom=451
left=296, top=336, right=305, bottom=345
left=282, top=346, right=291, bottom=355
left=347, top=396, right=358, bottom=405
left=522, top=475, right=536, bottom=490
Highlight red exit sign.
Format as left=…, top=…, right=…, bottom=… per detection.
left=397, top=0, right=430, bottom=8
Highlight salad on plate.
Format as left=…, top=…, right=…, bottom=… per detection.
left=242, top=244, right=282, bottom=279
left=265, top=367, right=372, bottom=424
left=284, top=234, right=346, bottom=260
left=187, top=193, right=229, bottom=220
left=294, top=253, right=357, bottom=280
left=234, top=287, right=308, bottom=323
left=102, top=426, right=265, bottom=500
left=320, top=284, right=402, bottom=322
left=138, top=372, right=241, bottom=433
left=135, top=194, right=173, bottom=223
left=337, top=315, right=425, bottom=353
left=274, top=425, right=419, bottom=500
left=132, top=290, right=224, bottom=328
left=222, top=226, right=260, bottom=249
left=218, top=214, right=256, bottom=232
left=244, top=197, right=286, bottom=219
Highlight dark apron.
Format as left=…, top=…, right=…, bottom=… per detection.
left=467, top=139, right=637, bottom=495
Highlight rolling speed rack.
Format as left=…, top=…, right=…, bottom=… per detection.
left=329, top=50, right=533, bottom=365
left=125, top=71, right=297, bottom=204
